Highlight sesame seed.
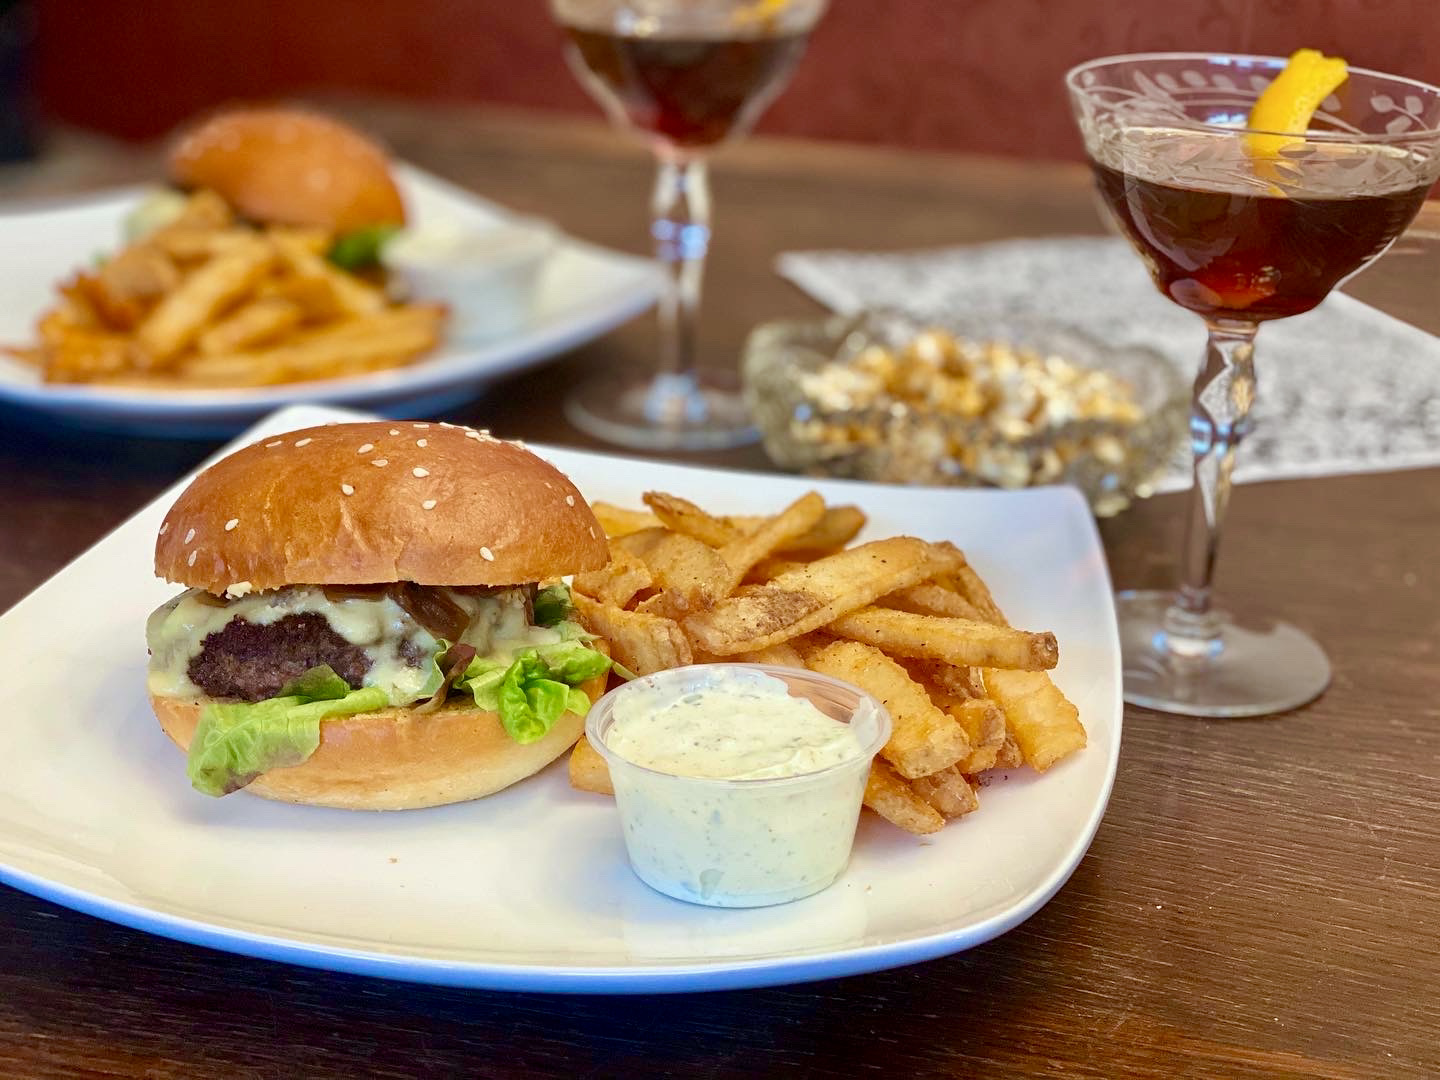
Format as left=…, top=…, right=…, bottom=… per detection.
left=341, top=483, right=355, bottom=496
left=464, top=430, right=482, bottom=440
left=511, top=439, right=527, bottom=450
left=372, top=458, right=388, bottom=467
left=265, top=440, right=283, bottom=448
left=225, top=518, right=239, bottom=531
left=480, top=546, right=495, bottom=561
left=412, top=467, right=429, bottom=478
left=357, top=443, right=374, bottom=454
left=184, top=528, right=196, bottom=544
left=565, top=495, right=575, bottom=507
left=187, top=550, right=198, bottom=566
left=422, top=499, right=437, bottom=510
left=389, top=428, right=400, bottom=436
left=159, top=522, right=170, bottom=535
left=295, top=438, right=312, bottom=447
left=416, top=438, right=427, bottom=447
left=439, top=421, right=456, bottom=428
left=413, top=423, right=429, bottom=429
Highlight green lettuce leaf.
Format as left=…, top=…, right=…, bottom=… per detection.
left=277, top=664, right=351, bottom=701
left=535, top=639, right=613, bottom=684
left=459, top=641, right=612, bottom=745
left=186, top=686, right=388, bottom=797
left=532, top=584, right=573, bottom=627
left=327, top=224, right=400, bottom=271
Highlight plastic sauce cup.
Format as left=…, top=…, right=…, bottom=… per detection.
left=585, top=663, right=892, bottom=908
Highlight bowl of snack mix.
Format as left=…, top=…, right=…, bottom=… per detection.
left=742, top=312, right=1189, bottom=516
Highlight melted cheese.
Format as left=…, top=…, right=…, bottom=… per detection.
left=144, top=585, right=545, bottom=703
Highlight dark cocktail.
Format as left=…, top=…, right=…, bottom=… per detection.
left=550, top=1, right=828, bottom=450
left=1069, top=52, right=1440, bottom=718
left=564, top=27, right=810, bottom=149
left=1092, top=159, right=1431, bottom=320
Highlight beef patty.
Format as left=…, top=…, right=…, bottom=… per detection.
left=186, top=613, right=398, bottom=702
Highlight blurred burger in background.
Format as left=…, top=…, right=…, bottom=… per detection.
left=128, top=105, right=407, bottom=271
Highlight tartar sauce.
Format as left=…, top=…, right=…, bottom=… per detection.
left=605, top=680, right=863, bottom=780
left=592, top=667, right=887, bottom=908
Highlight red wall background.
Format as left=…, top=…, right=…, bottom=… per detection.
left=30, top=0, right=1440, bottom=160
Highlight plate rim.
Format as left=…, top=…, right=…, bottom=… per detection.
left=0, top=406, right=1121, bottom=993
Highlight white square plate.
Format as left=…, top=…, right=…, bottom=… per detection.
left=0, top=405, right=1120, bottom=992
left=0, top=168, right=663, bottom=436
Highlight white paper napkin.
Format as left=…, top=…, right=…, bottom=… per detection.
left=778, top=237, right=1440, bottom=491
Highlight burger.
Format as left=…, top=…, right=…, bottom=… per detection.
left=145, top=421, right=613, bottom=809
left=128, top=106, right=407, bottom=271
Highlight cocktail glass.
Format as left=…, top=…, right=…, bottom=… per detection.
left=549, top=0, right=828, bottom=449
left=1067, top=53, right=1440, bottom=716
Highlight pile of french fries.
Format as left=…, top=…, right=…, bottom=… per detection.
left=567, top=491, right=1087, bottom=835
left=9, top=190, right=444, bottom=387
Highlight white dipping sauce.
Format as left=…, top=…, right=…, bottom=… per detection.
left=598, top=669, right=875, bottom=908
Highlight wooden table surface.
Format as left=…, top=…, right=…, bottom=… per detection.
left=1, top=105, right=1437, bottom=1080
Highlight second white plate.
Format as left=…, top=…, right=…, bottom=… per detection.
left=0, top=168, right=663, bottom=435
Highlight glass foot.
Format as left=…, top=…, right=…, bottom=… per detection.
left=564, top=369, right=757, bottom=450
left=1117, top=590, right=1331, bottom=718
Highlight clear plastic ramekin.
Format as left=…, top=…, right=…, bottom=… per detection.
left=585, top=663, right=892, bottom=908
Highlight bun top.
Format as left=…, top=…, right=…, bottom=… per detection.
left=156, top=422, right=609, bottom=594
left=168, top=107, right=407, bottom=232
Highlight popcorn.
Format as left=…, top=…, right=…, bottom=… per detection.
left=793, top=326, right=1149, bottom=492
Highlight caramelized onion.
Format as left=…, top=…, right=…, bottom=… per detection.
left=386, top=583, right=473, bottom=642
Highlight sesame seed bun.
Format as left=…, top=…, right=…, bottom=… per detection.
left=168, top=107, right=407, bottom=232
left=155, top=422, right=609, bottom=594
left=150, top=673, right=606, bottom=810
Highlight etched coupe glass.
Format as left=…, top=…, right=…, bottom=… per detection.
left=1067, top=53, right=1440, bottom=716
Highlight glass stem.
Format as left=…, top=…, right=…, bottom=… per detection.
left=1164, top=320, right=1259, bottom=660
left=647, top=154, right=711, bottom=421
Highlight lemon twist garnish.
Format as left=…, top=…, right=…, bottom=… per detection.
left=1247, top=48, right=1349, bottom=159
left=733, top=0, right=791, bottom=30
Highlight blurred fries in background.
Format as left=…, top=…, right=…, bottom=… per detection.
left=7, top=189, right=445, bottom=388
left=566, top=489, right=1087, bottom=835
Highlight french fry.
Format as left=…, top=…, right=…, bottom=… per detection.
left=984, top=667, right=1086, bottom=772
left=615, top=528, right=731, bottom=619
left=880, top=582, right=985, bottom=622
left=176, top=318, right=439, bottom=386
left=950, top=697, right=1007, bottom=774
left=942, top=555, right=1087, bottom=772
left=684, top=538, right=962, bottom=656
left=864, top=759, right=945, bottom=834
left=729, top=641, right=807, bottom=668
left=828, top=606, right=1058, bottom=671
left=568, top=737, right=614, bottom=795
left=805, top=640, right=969, bottom=779
left=743, top=556, right=808, bottom=585
left=591, top=503, right=662, bottom=539
left=728, top=505, right=867, bottom=553
left=902, top=658, right=986, bottom=701
left=135, top=238, right=273, bottom=363
left=572, top=546, right=654, bottom=608
left=197, top=296, right=303, bottom=354
left=990, top=732, right=1024, bottom=771
left=716, top=492, right=826, bottom=593
left=150, top=227, right=267, bottom=262
left=572, top=593, right=693, bottom=675
left=643, top=492, right=740, bottom=547
left=41, top=329, right=134, bottom=381
left=270, top=231, right=386, bottom=317
left=911, top=765, right=980, bottom=819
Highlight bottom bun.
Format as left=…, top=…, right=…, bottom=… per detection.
left=152, top=674, right=605, bottom=810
